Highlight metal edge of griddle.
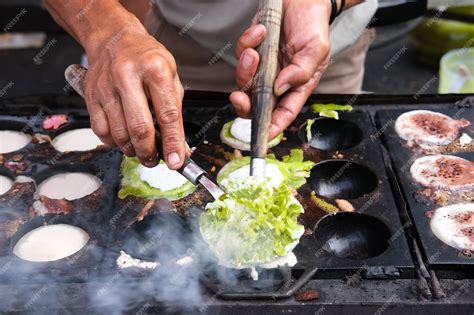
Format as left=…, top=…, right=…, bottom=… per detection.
left=217, top=266, right=319, bottom=300
left=375, top=132, right=446, bottom=300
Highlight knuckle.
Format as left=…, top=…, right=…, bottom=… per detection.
left=163, top=134, right=181, bottom=147
left=130, top=122, right=154, bottom=142
left=111, top=127, right=130, bottom=145
left=143, top=54, right=176, bottom=78
left=111, top=60, right=135, bottom=81
left=157, top=108, right=180, bottom=125
left=91, top=122, right=109, bottom=139
left=299, top=67, right=313, bottom=82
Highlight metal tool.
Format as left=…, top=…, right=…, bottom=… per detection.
left=178, top=157, right=224, bottom=200
left=249, top=0, right=283, bottom=177
left=64, top=64, right=224, bottom=200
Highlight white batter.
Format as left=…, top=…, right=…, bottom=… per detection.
left=230, top=118, right=252, bottom=143
left=0, top=130, right=31, bottom=154
left=37, top=172, right=102, bottom=200
left=139, top=163, right=189, bottom=191
left=13, top=224, right=89, bottom=262
left=227, top=163, right=284, bottom=188
left=0, top=175, right=13, bottom=195
left=52, top=128, right=103, bottom=152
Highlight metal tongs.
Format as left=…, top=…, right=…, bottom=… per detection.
left=249, top=0, right=283, bottom=177
left=64, top=66, right=224, bottom=200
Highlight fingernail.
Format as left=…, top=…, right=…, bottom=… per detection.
left=276, top=84, right=291, bottom=96
left=167, top=152, right=180, bottom=167
left=144, top=160, right=157, bottom=168
left=250, top=24, right=265, bottom=39
left=241, top=53, right=254, bottom=70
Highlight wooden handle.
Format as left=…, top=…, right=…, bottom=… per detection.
left=250, top=0, right=283, bottom=159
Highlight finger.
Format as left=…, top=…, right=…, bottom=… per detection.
left=235, top=48, right=259, bottom=90
left=229, top=91, right=251, bottom=118
left=65, top=64, right=87, bottom=97
left=114, top=69, right=158, bottom=168
left=100, top=96, right=135, bottom=157
left=274, top=41, right=330, bottom=96
left=95, top=70, right=135, bottom=156
left=269, top=75, right=319, bottom=140
left=87, top=100, right=115, bottom=147
left=147, top=72, right=186, bottom=170
left=83, top=73, right=115, bottom=147
left=236, top=24, right=266, bottom=59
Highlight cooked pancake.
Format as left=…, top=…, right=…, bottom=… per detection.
left=410, top=155, right=474, bottom=192
left=430, top=203, right=474, bottom=251
left=395, top=110, right=470, bottom=146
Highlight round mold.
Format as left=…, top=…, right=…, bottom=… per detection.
left=122, top=213, right=192, bottom=262
left=313, top=212, right=391, bottom=259
left=35, top=164, right=103, bottom=201
left=309, top=160, right=378, bottom=199
left=299, top=118, right=363, bottom=151
left=10, top=214, right=91, bottom=263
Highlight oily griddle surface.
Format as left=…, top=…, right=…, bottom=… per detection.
left=376, top=105, right=474, bottom=275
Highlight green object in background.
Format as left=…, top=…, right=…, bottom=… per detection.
left=439, top=48, right=474, bottom=93
left=411, top=6, right=474, bottom=67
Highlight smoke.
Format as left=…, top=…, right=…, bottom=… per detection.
left=86, top=208, right=212, bottom=313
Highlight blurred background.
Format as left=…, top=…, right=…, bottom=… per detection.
left=0, top=0, right=472, bottom=98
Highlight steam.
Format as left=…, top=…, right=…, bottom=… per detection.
left=86, top=208, right=210, bottom=313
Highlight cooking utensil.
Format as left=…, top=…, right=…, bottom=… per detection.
left=249, top=0, right=283, bottom=177
left=64, top=64, right=224, bottom=200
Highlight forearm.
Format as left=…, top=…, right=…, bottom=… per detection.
left=43, top=0, right=146, bottom=59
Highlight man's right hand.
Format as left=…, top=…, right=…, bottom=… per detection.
left=83, top=29, right=187, bottom=169
left=45, top=0, right=187, bottom=169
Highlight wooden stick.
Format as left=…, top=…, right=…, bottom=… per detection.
left=250, top=0, right=283, bottom=176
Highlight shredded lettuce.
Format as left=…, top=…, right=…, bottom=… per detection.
left=306, top=119, right=316, bottom=142
left=311, top=103, right=353, bottom=113
left=216, top=149, right=315, bottom=190
left=118, top=157, right=196, bottom=200
left=220, top=120, right=284, bottom=151
left=200, top=177, right=304, bottom=267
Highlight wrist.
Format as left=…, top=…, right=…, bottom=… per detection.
left=78, top=5, right=147, bottom=61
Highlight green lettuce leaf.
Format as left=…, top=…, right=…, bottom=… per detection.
left=216, top=149, right=315, bottom=190
left=118, top=157, right=196, bottom=200
left=311, top=103, right=353, bottom=113
left=306, top=119, right=316, bottom=142
left=200, top=177, right=304, bottom=267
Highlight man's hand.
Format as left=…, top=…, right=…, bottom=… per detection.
left=230, top=0, right=332, bottom=140
left=44, top=0, right=188, bottom=169
left=84, top=29, right=187, bottom=169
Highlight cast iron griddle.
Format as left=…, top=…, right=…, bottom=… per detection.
left=0, top=93, right=472, bottom=313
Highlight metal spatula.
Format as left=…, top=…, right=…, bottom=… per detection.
left=250, top=0, right=283, bottom=177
